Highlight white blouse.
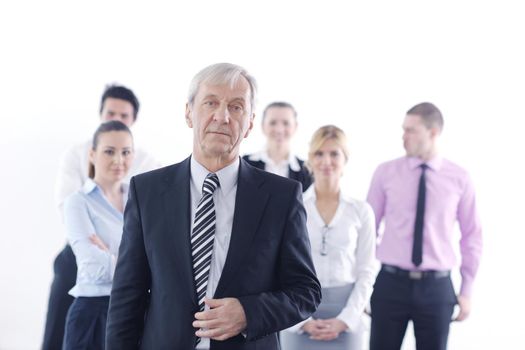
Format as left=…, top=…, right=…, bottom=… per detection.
left=296, top=185, right=379, bottom=331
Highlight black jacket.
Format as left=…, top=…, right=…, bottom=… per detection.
left=106, top=157, right=321, bottom=349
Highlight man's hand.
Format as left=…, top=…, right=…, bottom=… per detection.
left=302, top=318, right=348, bottom=341
left=454, top=295, right=471, bottom=321
left=193, top=298, right=247, bottom=341
left=89, top=234, right=109, bottom=252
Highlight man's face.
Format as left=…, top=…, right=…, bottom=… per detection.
left=185, top=77, right=254, bottom=162
left=100, top=97, right=135, bottom=127
left=402, top=114, right=436, bottom=158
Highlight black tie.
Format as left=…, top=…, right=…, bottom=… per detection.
left=412, top=164, right=427, bottom=267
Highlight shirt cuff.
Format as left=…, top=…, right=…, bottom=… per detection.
left=336, top=307, right=362, bottom=332
left=286, top=317, right=311, bottom=334
left=460, top=277, right=474, bottom=297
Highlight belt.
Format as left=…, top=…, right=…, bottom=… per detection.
left=381, top=264, right=450, bottom=280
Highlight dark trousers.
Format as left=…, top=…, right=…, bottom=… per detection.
left=370, top=268, right=457, bottom=350
left=63, top=296, right=110, bottom=350
left=42, top=244, right=77, bottom=350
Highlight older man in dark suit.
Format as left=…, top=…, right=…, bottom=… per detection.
left=106, top=62, right=321, bottom=350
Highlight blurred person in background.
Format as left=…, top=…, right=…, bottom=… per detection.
left=367, top=102, right=483, bottom=350
left=62, top=120, right=134, bottom=349
left=243, top=101, right=312, bottom=191
left=42, top=85, right=160, bottom=350
left=281, top=125, right=378, bottom=350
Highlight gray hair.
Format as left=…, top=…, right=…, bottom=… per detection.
left=187, top=63, right=258, bottom=112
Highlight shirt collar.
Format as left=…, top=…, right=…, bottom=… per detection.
left=303, top=183, right=352, bottom=204
left=247, top=150, right=301, bottom=172
left=82, top=178, right=98, bottom=194
left=191, top=155, right=239, bottom=196
left=82, top=177, right=129, bottom=196
left=303, top=185, right=316, bottom=202
left=406, top=155, right=443, bottom=171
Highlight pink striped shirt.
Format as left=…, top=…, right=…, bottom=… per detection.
left=366, top=156, right=482, bottom=296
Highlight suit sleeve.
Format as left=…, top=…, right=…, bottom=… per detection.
left=106, top=177, right=151, bottom=349
left=237, top=182, right=321, bottom=340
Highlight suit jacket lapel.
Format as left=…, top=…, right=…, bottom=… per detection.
left=214, top=160, right=269, bottom=297
left=161, top=157, right=197, bottom=305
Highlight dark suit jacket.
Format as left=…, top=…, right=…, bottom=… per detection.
left=106, top=157, right=321, bottom=350
left=242, top=155, right=313, bottom=192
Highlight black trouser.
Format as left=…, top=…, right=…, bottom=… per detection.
left=63, top=296, right=110, bottom=350
left=370, top=267, right=457, bottom=350
left=42, top=244, right=77, bottom=350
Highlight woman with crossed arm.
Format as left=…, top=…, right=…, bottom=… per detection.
left=62, top=121, right=134, bottom=349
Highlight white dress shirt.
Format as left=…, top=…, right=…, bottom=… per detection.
left=190, top=156, right=239, bottom=349
left=55, top=139, right=160, bottom=212
left=247, top=149, right=301, bottom=178
left=289, top=185, right=378, bottom=332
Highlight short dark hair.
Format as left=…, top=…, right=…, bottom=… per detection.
left=88, top=121, right=133, bottom=179
left=406, top=102, right=444, bottom=130
left=262, top=101, right=297, bottom=121
left=99, top=84, right=140, bottom=120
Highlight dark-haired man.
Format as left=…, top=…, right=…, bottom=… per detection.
left=367, top=102, right=483, bottom=350
left=42, top=84, right=160, bottom=350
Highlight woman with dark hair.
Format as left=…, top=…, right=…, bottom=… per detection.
left=62, top=121, right=134, bottom=349
left=243, top=101, right=312, bottom=191
left=281, top=125, right=378, bottom=350
left=42, top=85, right=160, bottom=350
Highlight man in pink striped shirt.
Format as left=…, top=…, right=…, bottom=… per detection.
left=366, top=102, right=482, bottom=350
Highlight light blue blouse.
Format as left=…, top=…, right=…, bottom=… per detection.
left=64, top=178, right=128, bottom=297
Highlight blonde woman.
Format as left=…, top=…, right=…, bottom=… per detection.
left=282, top=125, right=378, bottom=349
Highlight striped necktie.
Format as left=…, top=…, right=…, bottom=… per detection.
left=191, top=172, right=220, bottom=344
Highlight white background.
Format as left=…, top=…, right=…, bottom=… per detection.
left=1, top=1, right=524, bottom=349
